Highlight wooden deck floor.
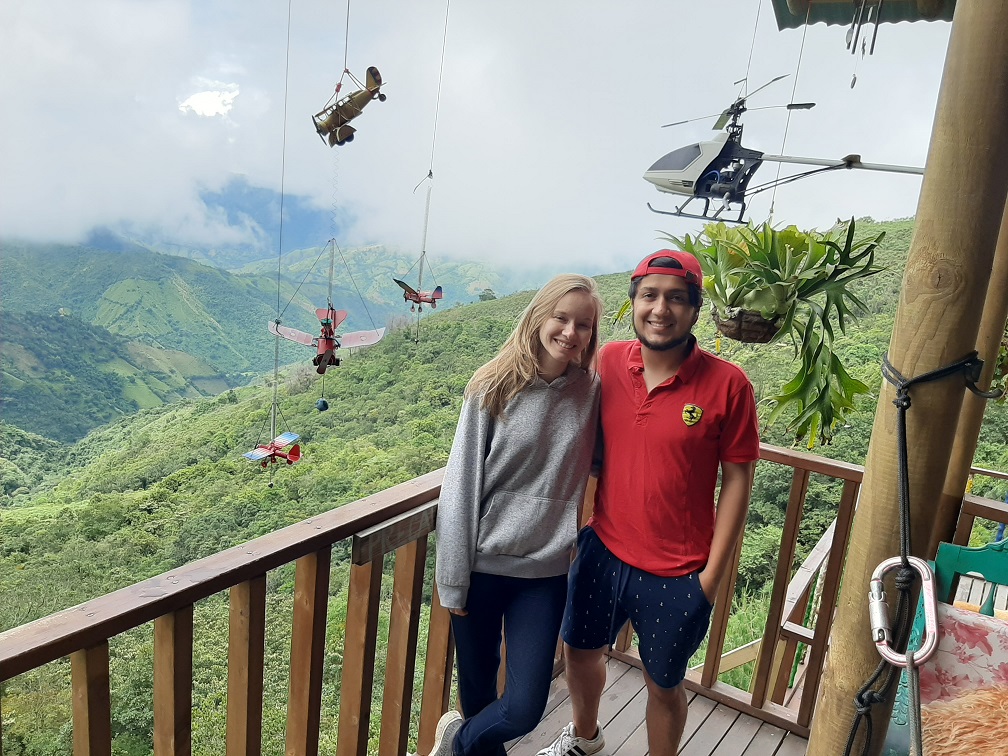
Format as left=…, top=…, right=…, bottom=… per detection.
left=507, top=659, right=809, bottom=756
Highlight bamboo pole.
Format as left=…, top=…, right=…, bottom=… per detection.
left=807, top=2, right=1008, bottom=754
left=928, top=202, right=1008, bottom=555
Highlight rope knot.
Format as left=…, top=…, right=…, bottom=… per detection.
left=895, top=566, right=916, bottom=592
left=854, top=690, right=883, bottom=715
left=892, top=391, right=911, bottom=410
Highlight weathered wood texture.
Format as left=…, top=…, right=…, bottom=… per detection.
left=153, top=605, right=194, bottom=756
left=227, top=577, right=267, bottom=756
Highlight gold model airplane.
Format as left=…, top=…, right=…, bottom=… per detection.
left=312, top=66, right=386, bottom=147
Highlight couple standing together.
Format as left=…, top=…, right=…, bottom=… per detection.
left=431, top=250, right=760, bottom=756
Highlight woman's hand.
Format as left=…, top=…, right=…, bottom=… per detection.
left=448, top=607, right=468, bottom=616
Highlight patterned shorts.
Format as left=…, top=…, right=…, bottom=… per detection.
left=560, top=526, right=713, bottom=688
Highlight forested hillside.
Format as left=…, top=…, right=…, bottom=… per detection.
left=0, top=238, right=548, bottom=440
left=1, top=218, right=1006, bottom=755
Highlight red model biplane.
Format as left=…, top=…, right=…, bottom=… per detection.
left=393, top=278, right=443, bottom=312
left=243, top=432, right=301, bottom=467
left=269, top=306, right=385, bottom=374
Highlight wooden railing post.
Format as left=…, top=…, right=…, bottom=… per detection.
left=337, top=561, right=383, bottom=756
left=417, top=582, right=454, bottom=755
left=154, top=605, right=194, bottom=756
left=286, top=548, right=332, bottom=756
left=750, top=467, right=809, bottom=708
left=227, top=576, right=267, bottom=756
left=71, top=642, right=112, bottom=756
left=378, top=539, right=427, bottom=756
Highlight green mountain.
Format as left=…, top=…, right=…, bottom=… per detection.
left=0, top=239, right=549, bottom=440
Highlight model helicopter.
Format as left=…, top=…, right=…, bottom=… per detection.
left=312, top=65, right=386, bottom=147
left=393, top=278, right=443, bottom=312
left=269, top=305, right=385, bottom=375
left=244, top=432, right=302, bottom=468
left=643, top=76, right=924, bottom=223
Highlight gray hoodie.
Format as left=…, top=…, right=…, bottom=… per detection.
left=435, top=367, right=600, bottom=610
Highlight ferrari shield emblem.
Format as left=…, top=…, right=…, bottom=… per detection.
left=682, top=404, right=703, bottom=426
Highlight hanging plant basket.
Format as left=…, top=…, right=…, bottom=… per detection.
left=712, top=308, right=781, bottom=344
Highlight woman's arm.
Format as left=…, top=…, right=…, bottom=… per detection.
left=434, top=397, right=491, bottom=612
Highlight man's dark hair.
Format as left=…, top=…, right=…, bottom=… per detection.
left=628, top=256, right=703, bottom=308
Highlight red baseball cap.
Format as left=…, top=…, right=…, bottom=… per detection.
left=631, top=250, right=703, bottom=288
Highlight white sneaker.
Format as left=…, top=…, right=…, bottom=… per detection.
left=429, top=710, right=463, bottom=756
left=536, top=721, right=605, bottom=756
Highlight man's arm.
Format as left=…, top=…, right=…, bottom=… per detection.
left=699, top=459, right=755, bottom=602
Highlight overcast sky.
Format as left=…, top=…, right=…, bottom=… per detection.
left=0, top=1, right=951, bottom=273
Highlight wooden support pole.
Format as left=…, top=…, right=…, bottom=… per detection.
left=154, top=605, right=194, bottom=756
left=929, top=200, right=1008, bottom=554
left=808, top=2, right=1008, bottom=754
left=417, top=581, right=454, bottom=756
left=336, top=560, right=382, bottom=756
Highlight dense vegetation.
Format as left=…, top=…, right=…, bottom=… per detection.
left=1, top=218, right=1006, bottom=755
left=0, top=239, right=553, bottom=441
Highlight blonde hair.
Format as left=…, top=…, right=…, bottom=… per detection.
left=466, top=273, right=603, bottom=418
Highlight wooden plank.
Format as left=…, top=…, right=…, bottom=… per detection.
left=750, top=469, right=809, bottom=708
left=679, top=693, right=716, bottom=748
left=610, top=722, right=649, bottom=756
left=417, top=581, right=454, bottom=756
left=336, top=560, right=382, bottom=756
left=226, top=576, right=266, bottom=756
left=757, top=444, right=864, bottom=483
left=683, top=677, right=807, bottom=737
left=508, top=658, right=632, bottom=756
left=702, top=527, right=745, bottom=687
left=775, top=732, right=809, bottom=755
left=796, top=479, right=858, bottom=728
left=153, top=605, right=193, bottom=756
left=614, top=619, right=635, bottom=653
left=378, top=539, right=427, bottom=756
left=285, top=549, right=331, bottom=756
left=710, top=711, right=763, bottom=756
left=71, top=642, right=112, bottom=756
left=351, top=501, right=437, bottom=565
left=740, top=722, right=788, bottom=756
left=597, top=686, right=649, bottom=753
left=0, top=469, right=443, bottom=682
left=680, top=703, right=740, bottom=756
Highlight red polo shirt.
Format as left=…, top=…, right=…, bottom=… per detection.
left=588, top=338, right=760, bottom=576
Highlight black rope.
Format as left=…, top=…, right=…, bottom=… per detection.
left=842, top=350, right=995, bottom=755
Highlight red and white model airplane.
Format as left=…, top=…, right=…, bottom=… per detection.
left=269, top=306, right=385, bottom=375
left=393, top=278, right=443, bottom=312
left=243, top=432, right=301, bottom=467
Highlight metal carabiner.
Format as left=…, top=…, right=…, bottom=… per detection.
left=868, top=555, right=939, bottom=668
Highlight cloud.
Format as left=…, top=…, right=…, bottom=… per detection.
left=178, top=81, right=239, bottom=118
left=0, top=1, right=951, bottom=272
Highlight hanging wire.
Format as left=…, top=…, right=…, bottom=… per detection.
left=767, top=2, right=811, bottom=223
left=427, top=0, right=451, bottom=173
left=738, top=0, right=764, bottom=99
left=334, top=239, right=382, bottom=334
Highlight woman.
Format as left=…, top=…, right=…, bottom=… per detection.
left=430, top=274, right=604, bottom=756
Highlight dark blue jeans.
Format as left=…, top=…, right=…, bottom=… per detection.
left=449, top=571, right=568, bottom=756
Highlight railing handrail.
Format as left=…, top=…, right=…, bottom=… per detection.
left=0, top=469, right=444, bottom=682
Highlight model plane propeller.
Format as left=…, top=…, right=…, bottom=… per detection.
left=270, top=306, right=385, bottom=375
left=312, top=66, right=386, bottom=147
left=243, top=431, right=301, bottom=468
left=644, top=77, right=923, bottom=223
left=393, top=278, right=443, bottom=312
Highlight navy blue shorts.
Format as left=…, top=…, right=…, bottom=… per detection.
left=560, top=527, right=713, bottom=689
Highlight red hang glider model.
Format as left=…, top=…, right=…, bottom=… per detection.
left=393, top=278, right=443, bottom=312
left=243, top=431, right=301, bottom=467
left=269, top=306, right=385, bottom=375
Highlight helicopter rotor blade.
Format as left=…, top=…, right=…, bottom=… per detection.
left=745, top=73, right=789, bottom=100
left=661, top=111, right=724, bottom=128
left=712, top=110, right=732, bottom=131
left=743, top=102, right=817, bottom=114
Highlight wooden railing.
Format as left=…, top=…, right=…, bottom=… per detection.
left=2, top=448, right=1006, bottom=754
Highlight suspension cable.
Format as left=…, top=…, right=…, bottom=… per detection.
left=768, top=3, right=811, bottom=222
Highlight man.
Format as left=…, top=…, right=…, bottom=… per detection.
left=538, top=250, right=760, bottom=756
